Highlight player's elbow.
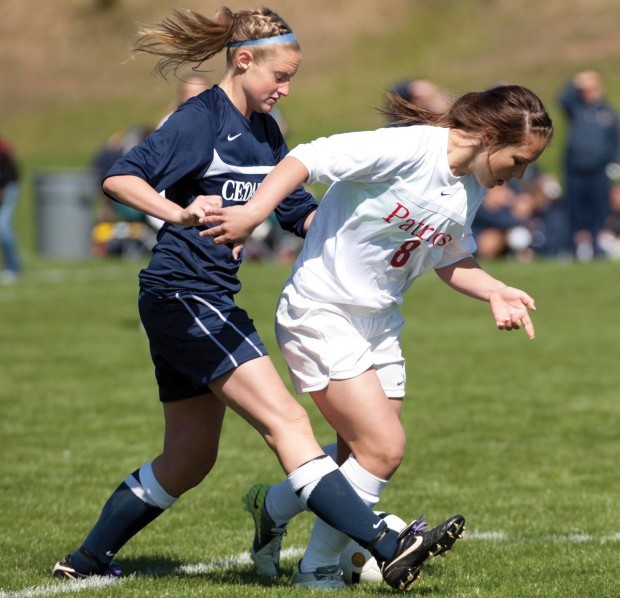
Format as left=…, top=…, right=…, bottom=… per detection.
left=102, top=175, right=124, bottom=199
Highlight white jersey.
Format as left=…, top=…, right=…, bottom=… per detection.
left=287, top=125, right=487, bottom=310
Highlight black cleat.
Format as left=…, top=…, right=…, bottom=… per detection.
left=381, top=514, right=465, bottom=591
left=52, top=555, right=122, bottom=580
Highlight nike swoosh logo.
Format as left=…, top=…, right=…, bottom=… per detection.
left=227, top=133, right=242, bottom=141
left=389, top=535, right=423, bottom=565
left=440, top=191, right=452, bottom=196
left=373, top=520, right=383, bottom=529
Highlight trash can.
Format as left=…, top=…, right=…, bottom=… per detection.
left=35, top=169, right=98, bottom=259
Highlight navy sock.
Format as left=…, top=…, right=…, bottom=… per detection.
left=70, top=471, right=164, bottom=573
left=305, top=469, right=398, bottom=563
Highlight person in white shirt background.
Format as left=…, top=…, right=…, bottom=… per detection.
left=201, top=84, right=553, bottom=587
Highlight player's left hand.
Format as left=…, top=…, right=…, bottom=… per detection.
left=489, top=287, right=537, bottom=339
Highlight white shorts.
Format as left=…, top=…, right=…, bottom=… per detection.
left=275, top=284, right=406, bottom=397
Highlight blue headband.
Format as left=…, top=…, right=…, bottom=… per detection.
left=227, top=33, right=297, bottom=48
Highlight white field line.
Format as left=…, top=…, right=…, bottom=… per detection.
left=173, top=546, right=304, bottom=576
left=2, top=535, right=618, bottom=598
left=0, top=575, right=129, bottom=598
left=459, top=530, right=620, bottom=544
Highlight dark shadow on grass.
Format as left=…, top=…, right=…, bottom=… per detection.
left=118, top=555, right=291, bottom=587
left=116, top=555, right=183, bottom=578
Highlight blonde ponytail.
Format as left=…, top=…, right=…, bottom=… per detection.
left=133, top=6, right=298, bottom=77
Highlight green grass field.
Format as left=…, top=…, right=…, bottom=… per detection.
left=0, top=257, right=618, bottom=597
left=2, top=2, right=619, bottom=594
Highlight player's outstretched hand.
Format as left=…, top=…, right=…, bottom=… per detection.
left=178, top=195, right=222, bottom=227
left=489, top=287, right=537, bottom=339
left=200, top=205, right=260, bottom=259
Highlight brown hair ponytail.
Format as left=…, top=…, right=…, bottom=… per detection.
left=381, top=85, right=553, bottom=149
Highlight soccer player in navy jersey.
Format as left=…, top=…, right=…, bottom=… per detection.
left=52, top=6, right=464, bottom=591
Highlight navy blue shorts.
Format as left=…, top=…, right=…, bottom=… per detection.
left=138, top=290, right=268, bottom=402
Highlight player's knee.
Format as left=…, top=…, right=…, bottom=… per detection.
left=274, top=400, right=312, bottom=433
left=194, top=454, right=218, bottom=484
left=262, top=402, right=313, bottom=450
left=179, top=459, right=216, bottom=491
left=382, top=441, right=405, bottom=477
left=162, top=450, right=218, bottom=492
left=358, top=430, right=406, bottom=479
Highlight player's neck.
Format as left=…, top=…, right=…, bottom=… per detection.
left=219, top=76, right=251, bottom=119
left=447, top=129, right=480, bottom=177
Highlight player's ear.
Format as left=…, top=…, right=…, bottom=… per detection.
left=235, top=49, right=253, bottom=72
left=481, top=127, right=497, bottom=147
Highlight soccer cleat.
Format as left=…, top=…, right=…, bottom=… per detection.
left=52, top=555, right=123, bottom=580
left=242, top=483, right=287, bottom=577
left=291, top=563, right=347, bottom=589
left=381, top=514, right=465, bottom=591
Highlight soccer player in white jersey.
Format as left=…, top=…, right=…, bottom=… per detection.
left=52, top=6, right=465, bottom=592
left=203, top=84, right=553, bottom=588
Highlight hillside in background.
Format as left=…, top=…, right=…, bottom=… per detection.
left=2, top=0, right=619, bottom=166
left=1, top=0, right=619, bottom=253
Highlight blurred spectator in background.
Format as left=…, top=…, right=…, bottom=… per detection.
left=91, top=125, right=157, bottom=258
left=473, top=182, right=532, bottom=261
left=558, top=69, right=619, bottom=260
left=391, top=77, right=451, bottom=114
left=92, top=75, right=214, bottom=260
left=472, top=165, right=565, bottom=261
left=92, top=125, right=153, bottom=221
left=0, top=135, right=21, bottom=284
left=157, top=72, right=211, bottom=128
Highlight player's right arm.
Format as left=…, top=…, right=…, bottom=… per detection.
left=435, top=257, right=536, bottom=338
left=200, top=155, right=310, bottom=251
left=103, top=99, right=221, bottom=227
left=104, top=175, right=220, bottom=227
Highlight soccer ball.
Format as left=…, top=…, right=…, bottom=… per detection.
left=340, top=511, right=407, bottom=585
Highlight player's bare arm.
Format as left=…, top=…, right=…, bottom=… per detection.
left=435, top=257, right=536, bottom=338
left=103, top=174, right=220, bottom=227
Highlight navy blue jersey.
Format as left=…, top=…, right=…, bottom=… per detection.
left=105, top=86, right=317, bottom=295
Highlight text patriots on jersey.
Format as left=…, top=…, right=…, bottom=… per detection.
left=383, top=202, right=452, bottom=246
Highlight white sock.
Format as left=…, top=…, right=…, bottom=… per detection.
left=340, top=453, right=388, bottom=505
left=134, top=462, right=177, bottom=509
left=287, top=454, right=339, bottom=507
left=265, top=443, right=338, bottom=527
left=299, top=455, right=388, bottom=572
